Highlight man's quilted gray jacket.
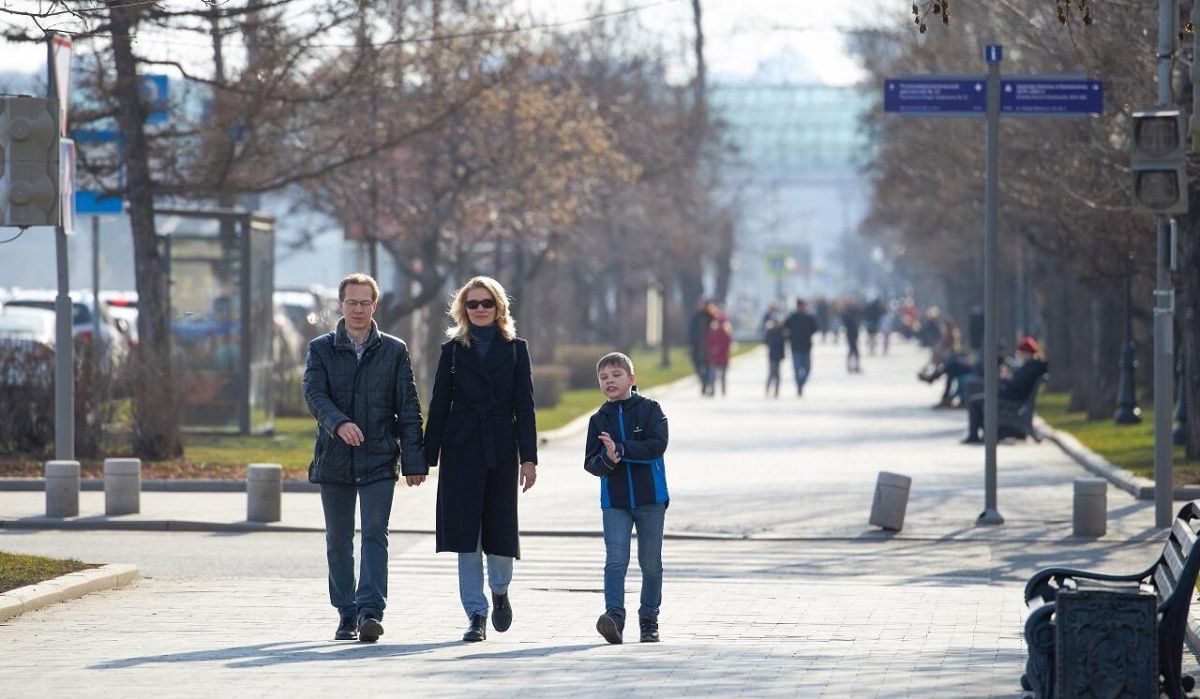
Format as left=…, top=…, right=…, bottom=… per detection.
left=303, top=319, right=426, bottom=485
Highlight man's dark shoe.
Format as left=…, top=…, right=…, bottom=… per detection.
left=961, top=435, right=983, bottom=445
left=596, top=608, right=625, bottom=645
left=463, top=613, right=487, bottom=642
left=358, top=615, right=383, bottom=643
left=639, top=614, right=660, bottom=643
left=334, top=616, right=357, bottom=641
left=492, top=592, right=512, bottom=632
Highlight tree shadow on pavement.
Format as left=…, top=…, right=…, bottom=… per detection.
left=90, top=640, right=461, bottom=670
left=447, top=643, right=598, bottom=660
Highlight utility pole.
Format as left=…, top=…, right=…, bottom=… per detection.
left=1154, top=0, right=1177, bottom=528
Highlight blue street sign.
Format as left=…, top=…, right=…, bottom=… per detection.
left=884, top=78, right=986, bottom=116
left=1000, top=79, right=1103, bottom=115
left=75, top=191, right=124, bottom=215
left=140, top=74, right=169, bottom=124
left=985, top=45, right=1003, bottom=64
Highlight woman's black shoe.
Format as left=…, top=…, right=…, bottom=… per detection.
left=463, top=613, right=487, bottom=642
left=334, top=616, right=357, bottom=641
left=492, top=592, right=512, bottom=632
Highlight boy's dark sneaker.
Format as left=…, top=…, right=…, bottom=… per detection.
left=358, top=616, right=383, bottom=643
left=463, top=613, right=487, bottom=642
left=596, top=608, right=625, bottom=645
left=639, top=614, right=660, bottom=643
left=492, top=592, right=512, bottom=632
left=334, top=616, right=357, bottom=641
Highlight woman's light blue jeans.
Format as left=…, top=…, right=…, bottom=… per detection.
left=458, top=533, right=513, bottom=618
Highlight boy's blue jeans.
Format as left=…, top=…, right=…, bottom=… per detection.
left=458, top=533, right=513, bottom=618
left=320, top=479, right=395, bottom=622
left=602, top=502, right=666, bottom=617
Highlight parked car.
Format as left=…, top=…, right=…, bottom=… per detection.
left=0, top=306, right=55, bottom=387
left=100, top=291, right=140, bottom=347
left=3, top=290, right=131, bottom=367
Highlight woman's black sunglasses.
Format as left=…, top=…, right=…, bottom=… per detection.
left=465, top=299, right=496, bottom=310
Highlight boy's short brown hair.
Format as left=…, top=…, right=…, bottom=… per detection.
left=596, top=352, right=634, bottom=376
left=339, top=273, right=379, bottom=302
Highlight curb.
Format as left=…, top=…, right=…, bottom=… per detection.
left=0, top=478, right=320, bottom=493
left=1035, top=416, right=1200, bottom=501
left=0, top=563, right=138, bottom=623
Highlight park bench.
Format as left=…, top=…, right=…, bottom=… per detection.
left=999, top=374, right=1047, bottom=442
left=1021, top=501, right=1200, bottom=698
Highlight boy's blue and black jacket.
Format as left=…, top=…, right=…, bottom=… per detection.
left=583, top=393, right=669, bottom=510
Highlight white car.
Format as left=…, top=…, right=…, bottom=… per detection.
left=0, top=306, right=56, bottom=387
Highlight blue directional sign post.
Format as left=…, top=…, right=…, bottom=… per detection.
left=884, top=45, right=1104, bottom=527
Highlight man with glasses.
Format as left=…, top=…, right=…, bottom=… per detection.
left=303, top=273, right=427, bottom=642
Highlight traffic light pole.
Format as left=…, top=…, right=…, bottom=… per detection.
left=1154, top=0, right=1176, bottom=529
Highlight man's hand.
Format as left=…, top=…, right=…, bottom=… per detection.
left=336, top=422, right=364, bottom=447
left=405, top=475, right=426, bottom=487
left=520, top=462, right=537, bottom=492
left=598, top=432, right=620, bottom=463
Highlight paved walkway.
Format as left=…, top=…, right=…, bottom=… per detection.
left=1, top=340, right=1192, bottom=697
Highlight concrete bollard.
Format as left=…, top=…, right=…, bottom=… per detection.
left=247, top=463, right=283, bottom=523
left=104, top=458, right=142, bottom=516
left=45, top=460, right=81, bottom=518
left=1073, top=477, right=1107, bottom=537
left=869, top=471, right=912, bottom=531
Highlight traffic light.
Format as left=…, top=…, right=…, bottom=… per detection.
left=0, top=96, right=59, bottom=227
left=1130, top=108, right=1188, bottom=215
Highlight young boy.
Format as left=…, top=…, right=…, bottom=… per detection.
left=584, top=352, right=670, bottom=644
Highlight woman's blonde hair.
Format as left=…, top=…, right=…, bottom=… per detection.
left=446, top=276, right=517, bottom=346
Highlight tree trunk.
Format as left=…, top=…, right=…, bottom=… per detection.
left=1036, top=254, right=1073, bottom=393
left=110, top=3, right=182, bottom=458
left=1085, top=280, right=1123, bottom=420
left=1066, top=273, right=1094, bottom=413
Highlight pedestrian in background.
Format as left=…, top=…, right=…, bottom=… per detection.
left=705, top=314, right=733, bottom=397
left=424, top=276, right=538, bottom=643
left=584, top=352, right=670, bottom=645
left=764, top=317, right=786, bottom=398
left=303, top=273, right=427, bottom=644
left=784, top=298, right=817, bottom=396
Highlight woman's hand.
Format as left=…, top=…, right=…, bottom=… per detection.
left=520, top=462, right=537, bottom=492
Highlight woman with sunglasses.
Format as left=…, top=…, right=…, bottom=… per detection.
left=424, top=276, right=538, bottom=642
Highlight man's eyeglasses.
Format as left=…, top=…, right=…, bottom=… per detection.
left=465, top=299, right=496, bottom=310
left=341, top=300, right=374, bottom=309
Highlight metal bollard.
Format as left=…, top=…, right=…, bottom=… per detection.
left=104, top=458, right=142, bottom=516
left=869, top=471, right=912, bottom=531
left=247, top=463, right=283, bottom=523
left=1073, top=477, right=1107, bottom=537
left=45, top=460, right=81, bottom=518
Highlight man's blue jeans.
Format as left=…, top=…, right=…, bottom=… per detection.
left=458, top=533, right=513, bottom=618
left=602, top=502, right=666, bottom=617
left=791, top=351, right=812, bottom=391
left=320, top=479, right=395, bottom=621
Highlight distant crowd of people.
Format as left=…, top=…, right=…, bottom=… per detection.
left=687, top=300, right=734, bottom=397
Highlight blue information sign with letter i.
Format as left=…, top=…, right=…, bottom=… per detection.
left=985, top=45, right=1003, bottom=64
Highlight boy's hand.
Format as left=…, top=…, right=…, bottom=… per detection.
left=598, top=432, right=620, bottom=462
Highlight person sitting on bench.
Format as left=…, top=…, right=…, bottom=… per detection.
left=962, top=336, right=1048, bottom=444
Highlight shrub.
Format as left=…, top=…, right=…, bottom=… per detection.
left=555, top=344, right=610, bottom=390
left=533, top=364, right=568, bottom=409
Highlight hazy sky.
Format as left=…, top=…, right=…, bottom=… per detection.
left=0, top=0, right=896, bottom=85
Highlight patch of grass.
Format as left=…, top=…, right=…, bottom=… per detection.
left=182, top=415, right=316, bottom=476
left=1038, top=392, right=1200, bottom=484
left=0, top=551, right=95, bottom=593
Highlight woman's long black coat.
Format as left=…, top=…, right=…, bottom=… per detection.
left=424, top=335, right=537, bottom=558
